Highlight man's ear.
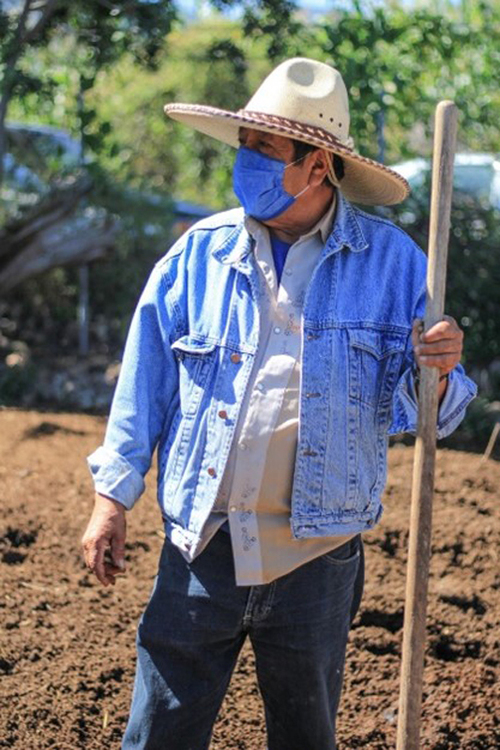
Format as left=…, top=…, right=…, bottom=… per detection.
left=308, top=149, right=332, bottom=187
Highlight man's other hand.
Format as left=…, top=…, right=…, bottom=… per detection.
left=82, top=494, right=127, bottom=587
left=412, top=315, right=464, bottom=377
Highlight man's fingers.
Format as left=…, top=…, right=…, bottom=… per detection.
left=81, top=494, right=128, bottom=587
left=411, top=319, right=424, bottom=346
left=412, top=316, right=463, bottom=374
left=415, top=341, right=461, bottom=356
left=418, top=352, right=459, bottom=371
left=103, top=562, right=123, bottom=586
left=412, top=316, right=462, bottom=341
left=84, top=537, right=109, bottom=586
left=110, top=534, right=126, bottom=571
left=419, top=319, right=462, bottom=344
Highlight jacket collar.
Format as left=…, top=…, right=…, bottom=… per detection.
left=212, top=193, right=368, bottom=268
left=323, top=193, right=368, bottom=257
left=212, top=214, right=253, bottom=268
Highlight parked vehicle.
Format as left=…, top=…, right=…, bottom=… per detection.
left=391, top=153, right=500, bottom=208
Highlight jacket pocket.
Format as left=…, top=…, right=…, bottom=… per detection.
left=348, top=328, right=407, bottom=409
left=171, top=335, right=217, bottom=416
left=171, top=334, right=217, bottom=359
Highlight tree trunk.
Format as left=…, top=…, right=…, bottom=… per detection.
left=0, top=92, right=8, bottom=189
left=0, top=176, right=118, bottom=293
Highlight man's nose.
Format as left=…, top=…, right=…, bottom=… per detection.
left=241, top=130, right=262, bottom=150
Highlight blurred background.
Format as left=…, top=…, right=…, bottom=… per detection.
left=1, top=0, right=499, bottom=452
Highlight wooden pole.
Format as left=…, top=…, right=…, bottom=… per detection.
left=396, top=101, right=458, bottom=750
left=481, top=421, right=500, bottom=464
left=78, top=263, right=90, bottom=357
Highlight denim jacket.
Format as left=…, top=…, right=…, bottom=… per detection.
left=88, top=195, right=476, bottom=547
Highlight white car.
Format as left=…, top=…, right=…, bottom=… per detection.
left=391, top=153, right=500, bottom=209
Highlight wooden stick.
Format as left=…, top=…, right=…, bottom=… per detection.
left=481, top=421, right=500, bottom=464
left=396, top=101, right=458, bottom=750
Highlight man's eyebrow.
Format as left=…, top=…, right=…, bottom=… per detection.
left=238, top=128, right=274, bottom=143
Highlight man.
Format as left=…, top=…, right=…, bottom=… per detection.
left=82, top=58, right=476, bottom=749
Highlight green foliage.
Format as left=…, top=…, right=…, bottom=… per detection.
left=384, top=195, right=500, bottom=370
left=241, top=0, right=302, bottom=58
left=318, top=3, right=500, bottom=161
left=83, top=19, right=258, bottom=208
left=0, top=0, right=181, bottom=194
left=0, top=0, right=178, bottom=69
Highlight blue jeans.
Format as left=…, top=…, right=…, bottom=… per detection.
left=122, top=530, right=364, bottom=750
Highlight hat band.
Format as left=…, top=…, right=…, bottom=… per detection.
left=237, top=110, right=354, bottom=152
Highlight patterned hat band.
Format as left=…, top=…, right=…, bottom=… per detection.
left=238, top=110, right=356, bottom=153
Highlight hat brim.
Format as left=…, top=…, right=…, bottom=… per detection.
left=164, top=103, right=410, bottom=206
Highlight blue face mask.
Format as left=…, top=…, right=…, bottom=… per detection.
left=232, top=146, right=310, bottom=221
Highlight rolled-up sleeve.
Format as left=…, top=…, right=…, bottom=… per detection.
left=87, top=446, right=146, bottom=510
left=87, top=264, right=180, bottom=509
left=390, top=362, right=477, bottom=438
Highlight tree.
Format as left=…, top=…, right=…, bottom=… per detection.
left=0, top=0, right=302, bottom=187
left=0, top=0, right=181, bottom=298
left=0, top=0, right=304, bottom=367
left=0, top=174, right=117, bottom=294
left=0, top=0, right=179, bottom=187
left=317, top=2, right=500, bottom=162
left=0, top=0, right=301, bottom=292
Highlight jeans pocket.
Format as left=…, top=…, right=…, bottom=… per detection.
left=321, top=535, right=360, bottom=566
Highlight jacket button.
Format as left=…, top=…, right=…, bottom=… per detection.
left=230, top=353, right=241, bottom=364
left=218, top=410, right=228, bottom=420
left=207, top=467, right=216, bottom=477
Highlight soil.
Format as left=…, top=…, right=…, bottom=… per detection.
left=1, top=409, right=499, bottom=749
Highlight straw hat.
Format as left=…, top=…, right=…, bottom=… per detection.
left=164, top=57, right=409, bottom=207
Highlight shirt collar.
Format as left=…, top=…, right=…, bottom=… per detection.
left=305, top=193, right=338, bottom=244
left=244, top=191, right=337, bottom=247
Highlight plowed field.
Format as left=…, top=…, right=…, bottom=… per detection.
left=1, top=409, right=498, bottom=749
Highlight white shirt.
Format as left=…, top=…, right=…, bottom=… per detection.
left=196, top=197, right=352, bottom=585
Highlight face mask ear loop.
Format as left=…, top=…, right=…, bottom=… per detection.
left=284, top=153, right=308, bottom=170
left=293, top=183, right=311, bottom=200
left=287, top=149, right=341, bottom=190
left=283, top=153, right=310, bottom=201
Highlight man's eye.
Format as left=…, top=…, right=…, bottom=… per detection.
left=259, top=142, right=276, bottom=154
